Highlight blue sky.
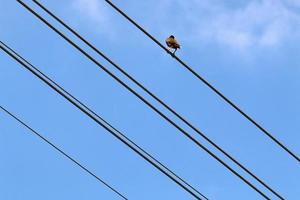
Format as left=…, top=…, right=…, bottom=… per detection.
left=0, top=0, right=299, bottom=199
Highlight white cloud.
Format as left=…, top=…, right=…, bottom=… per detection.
left=71, top=0, right=115, bottom=37
left=204, top=0, right=300, bottom=49
left=151, top=0, right=300, bottom=51
left=70, top=0, right=300, bottom=51
left=72, top=0, right=107, bottom=24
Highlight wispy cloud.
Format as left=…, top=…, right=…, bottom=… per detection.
left=72, top=0, right=107, bottom=24
left=71, top=0, right=114, bottom=36
left=70, top=0, right=300, bottom=52
left=156, top=0, right=300, bottom=51
left=204, top=0, right=300, bottom=50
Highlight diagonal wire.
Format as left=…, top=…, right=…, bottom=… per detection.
left=30, top=1, right=285, bottom=199
left=0, top=40, right=208, bottom=200
left=16, top=1, right=272, bottom=199
left=103, top=0, right=299, bottom=163
left=0, top=105, right=128, bottom=200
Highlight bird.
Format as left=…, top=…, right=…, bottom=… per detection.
left=166, top=35, right=180, bottom=54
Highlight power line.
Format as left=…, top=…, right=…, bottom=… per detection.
left=0, top=41, right=208, bottom=200
left=30, top=1, right=285, bottom=199
left=0, top=105, right=127, bottom=200
left=16, top=2, right=272, bottom=199
left=103, top=0, right=299, bottom=163
left=17, top=1, right=272, bottom=199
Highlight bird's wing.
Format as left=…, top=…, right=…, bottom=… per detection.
left=168, top=38, right=180, bottom=48
left=166, top=38, right=178, bottom=48
left=166, top=38, right=173, bottom=44
left=173, top=39, right=180, bottom=48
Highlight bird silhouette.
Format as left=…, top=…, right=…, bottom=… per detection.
left=166, top=35, right=180, bottom=54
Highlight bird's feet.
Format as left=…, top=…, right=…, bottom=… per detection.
left=166, top=48, right=176, bottom=57
left=171, top=50, right=177, bottom=57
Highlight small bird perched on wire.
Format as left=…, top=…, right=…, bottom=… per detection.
left=166, top=35, right=181, bottom=54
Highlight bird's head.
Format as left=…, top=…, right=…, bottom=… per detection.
left=170, top=35, right=175, bottom=39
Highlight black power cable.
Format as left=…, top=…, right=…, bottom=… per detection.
left=0, top=41, right=208, bottom=200
left=103, top=0, right=299, bottom=163
left=0, top=105, right=127, bottom=200
left=16, top=1, right=271, bottom=199
left=30, top=1, right=285, bottom=199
